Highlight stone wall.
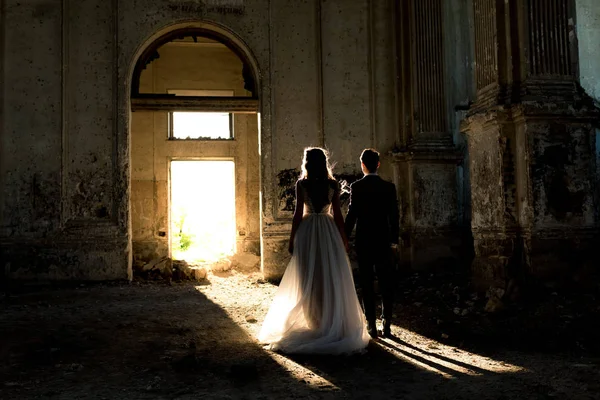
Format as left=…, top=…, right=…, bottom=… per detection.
left=576, top=0, right=600, bottom=103
left=260, top=0, right=400, bottom=278
left=1, top=0, right=598, bottom=285
left=0, top=0, right=129, bottom=280
left=0, top=0, right=399, bottom=281
left=462, top=0, right=600, bottom=290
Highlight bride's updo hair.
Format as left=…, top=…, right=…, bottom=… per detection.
left=300, top=147, right=334, bottom=181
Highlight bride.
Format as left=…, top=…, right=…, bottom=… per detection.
left=258, top=147, right=370, bottom=354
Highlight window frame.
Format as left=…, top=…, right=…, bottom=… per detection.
left=166, top=89, right=236, bottom=141
left=168, top=111, right=234, bottom=141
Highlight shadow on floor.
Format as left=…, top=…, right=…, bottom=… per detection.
left=1, top=281, right=598, bottom=400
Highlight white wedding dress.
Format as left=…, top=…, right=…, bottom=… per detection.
left=258, top=179, right=370, bottom=354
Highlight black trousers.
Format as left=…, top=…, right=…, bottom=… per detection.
left=356, top=245, right=395, bottom=325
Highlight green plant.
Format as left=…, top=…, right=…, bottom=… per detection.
left=178, top=232, right=194, bottom=251
left=173, top=209, right=194, bottom=251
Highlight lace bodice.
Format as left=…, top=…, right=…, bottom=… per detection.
left=299, top=179, right=339, bottom=215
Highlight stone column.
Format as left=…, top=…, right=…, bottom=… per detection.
left=462, top=0, right=599, bottom=289
left=393, top=0, right=463, bottom=271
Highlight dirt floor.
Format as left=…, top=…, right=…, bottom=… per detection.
left=1, top=269, right=599, bottom=400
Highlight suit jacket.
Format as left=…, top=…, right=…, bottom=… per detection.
left=344, top=175, right=400, bottom=252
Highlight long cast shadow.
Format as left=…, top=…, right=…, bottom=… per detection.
left=0, top=282, right=321, bottom=399
left=386, top=336, right=492, bottom=375
left=2, top=280, right=597, bottom=399
left=375, top=338, right=490, bottom=377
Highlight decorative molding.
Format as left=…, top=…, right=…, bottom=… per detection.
left=60, top=0, right=119, bottom=229
left=399, top=226, right=468, bottom=236
left=166, top=0, right=245, bottom=14
left=470, top=0, right=584, bottom=109
left=60, top=0, right=70, bottom=228
left=411, top=0, right=447, bottom=135
left=367, top=0, right=376, bottom=148
left=0, top=0, right=5, bottom=225
left=163, top=41, right=228, bottom=49
left=471, top=226, right=600, bottom=238
left=131, top=96, right=259, bottom=112
left=266, top=0, right=276, bottom=223
left=392, top=147, right=463, bottom=164
left=131, top=28, right=258, bottom=97
left=0, top=236, right=127, bottom=249
left=527, top=0, right=572, bottom=77
left=111, top=0, right=119, bottom=226
left=316, top=0, right=324, bottom=147
left=391, top=0, right=401, bottom=146
left=472, top=0, right=498, bottom=91
left=396, top=0, right=449, bottom=144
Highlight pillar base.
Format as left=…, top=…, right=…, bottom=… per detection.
left=399, top=227, right=471, bottom=272
left=260, top=222, right=292, bottom=282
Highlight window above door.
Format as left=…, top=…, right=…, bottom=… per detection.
left=167, top=89, right=235, bottom=140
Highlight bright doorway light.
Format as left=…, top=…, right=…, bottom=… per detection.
left=170, top=160, right=236, bottom=263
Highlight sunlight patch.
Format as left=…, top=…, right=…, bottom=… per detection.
left=377, top=326, right=526, bottom=378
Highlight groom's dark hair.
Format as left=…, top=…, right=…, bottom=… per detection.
left=360, top=148, right=380, bottom=173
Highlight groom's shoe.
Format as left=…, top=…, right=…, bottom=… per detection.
left=367, top=321, right=378, bottom=339
left=381, top=319, right=392, bottom=338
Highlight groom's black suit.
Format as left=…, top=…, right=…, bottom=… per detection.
left=345, top=174, right=400, bottom=330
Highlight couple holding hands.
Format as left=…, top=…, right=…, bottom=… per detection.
left=259, top=147, right=399, bottom=354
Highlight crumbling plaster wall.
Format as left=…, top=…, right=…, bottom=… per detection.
left=462, top=0, right=600, bottom=288
left=1, top=0, right=399, bottom=280
left=0, top=0, right=273, bottom=280
left=261, top=0, right=400, bottom=279
left=0, top=0, right=130, bottom=280
left=131, top=43, right=260, bottom=265
left=576, top=0, right=600, bottom=103
left=1, top=1, right=62, bottom=237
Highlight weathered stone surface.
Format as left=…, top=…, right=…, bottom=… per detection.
left=212, top=258, right=233, bottom=273
left=464, top=104, right=599, bottom=290
left=261, top=235, right=291, bottom=282
left=576, top=0, right=600, bottom=103
left=192, top=267, right=208, bottom=281
left=459, top=0, right=600, bottom=290
left=0, top=0, right=598, bottom=289
left=1, top=237, right=130, bottom=281
left=169, top=260, right=209, bottom=281
left=230, top=253, right=260, bottom=272
left=321, top=0, right=371, bottom=173
left=1, top=1, right=62, bottom=237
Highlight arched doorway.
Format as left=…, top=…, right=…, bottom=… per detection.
left=128, top=24, right=261, bottom=273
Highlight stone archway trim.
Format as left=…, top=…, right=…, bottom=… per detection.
left=130, top=26, right=259, bottom=98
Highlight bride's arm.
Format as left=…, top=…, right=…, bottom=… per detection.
left=332, top=187, right=349, bottom=252
left=288, top=180, right=305, bottom=254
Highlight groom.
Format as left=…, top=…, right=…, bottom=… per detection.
left=345, top=148, right=400, bottom=338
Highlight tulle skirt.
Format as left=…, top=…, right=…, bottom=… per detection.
left=258, top=213, right=370, bottom=354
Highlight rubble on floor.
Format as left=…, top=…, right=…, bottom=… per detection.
left=134, top=252, right=261, bottom=282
